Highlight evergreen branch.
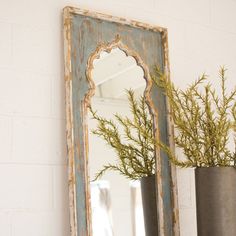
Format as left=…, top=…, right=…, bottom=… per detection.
left=153, top=67, right=236, bottom=167
left=90, top=89, right=157, bottom=180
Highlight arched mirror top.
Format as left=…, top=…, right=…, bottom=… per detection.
left=85, top=36, right=153, bottom=108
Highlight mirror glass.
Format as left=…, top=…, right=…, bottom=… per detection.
left=88, top=48, right=149, bottom=236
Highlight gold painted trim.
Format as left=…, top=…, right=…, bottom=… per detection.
left=63, top=7, right=78, bottom=236
left=85, top=35, right=153, bottom=108
left=63, top=6, right=180, bottom=236
left=64, top=6, right=167, bottom=34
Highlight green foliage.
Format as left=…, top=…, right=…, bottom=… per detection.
left=90, top=90, right=155, bottom=180
left=89, top=90, right=156, bottom=180
left=90, top=66, right=236, bottom=177
left=153, top=67, right=236, bottom=168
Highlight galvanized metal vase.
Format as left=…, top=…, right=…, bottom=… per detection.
left=140, top=174, right=158, bottom=236
left=195, top=167, right=236, bottom=236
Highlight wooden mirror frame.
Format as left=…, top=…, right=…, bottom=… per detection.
left=63, top=6, right=180, bottom=236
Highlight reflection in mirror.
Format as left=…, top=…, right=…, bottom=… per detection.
left=88, top=48, right=150, bottom=236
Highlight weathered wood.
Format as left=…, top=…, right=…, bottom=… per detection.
left=63, top=6, right=180, bottom=236
left=162, top=30, right=180, bottom=234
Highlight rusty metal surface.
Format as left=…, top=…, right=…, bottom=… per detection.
left=63, top=6, right=180, bottom=236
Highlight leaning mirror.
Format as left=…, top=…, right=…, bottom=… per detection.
left=63, top=6, right=179, bottom=236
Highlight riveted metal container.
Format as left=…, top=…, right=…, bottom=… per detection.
left=140, top=175, right=158, bottom=236
left=195, top=167, right=236, bottom=236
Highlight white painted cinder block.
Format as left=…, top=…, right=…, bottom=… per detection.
left=171, top=22, right=236, bottom=89
left=0, top=69, right=51, bottom=116
left=117, top=0, right=156, bottom=11
left=12, top=24, right=60, bottom=74
left=12, top=211, right=70, bottom=236
left=76, top=0, right=128, bottom=17
left=51, top=76, right=66, bottom=119
left=12, top=117, right=66, bottom=164
left=0, top=21, right=12, bottom=67
left=0, top=165, right=53, bottom=210
left=184, top=23, right=236, bottom=67
left=0, top=212, right=11, bottom=236
left=53, top=166, right=69, bottom=210
left=0, top=0, right=59, bottom=28
left=156, top=0, right=211, bottom=25
left=212, top=0, right=236, bottom=34
left=0, top=116, right=12, bottom=162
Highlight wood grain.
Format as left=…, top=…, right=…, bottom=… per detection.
left=63, top=6, right=180, bottom=236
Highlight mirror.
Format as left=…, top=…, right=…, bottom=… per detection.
left=64, top=7, right=179, bottom=236
left=88, top=48, right=147, bottom=236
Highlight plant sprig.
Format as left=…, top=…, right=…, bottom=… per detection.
left=153, top=66, right=236, bottom=167
left=89, top=90, right=156, bottom=180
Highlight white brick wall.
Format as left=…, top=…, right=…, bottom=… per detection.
left=0, top=0, right=235, bottom=235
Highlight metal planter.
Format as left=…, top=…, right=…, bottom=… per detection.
left=195, top=167, right=236, bottom=236
left=140, top=175, right=158, bottom=236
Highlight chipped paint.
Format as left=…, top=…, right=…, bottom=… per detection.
left=65, top=6, right=167, bottom=33
left=162, top=29, right=180, bottom=235
left=63, top=7, right=78, bottom=236
left=85, top=35, right=152, bottom=109
left=63, top=6, right=180, bottom=236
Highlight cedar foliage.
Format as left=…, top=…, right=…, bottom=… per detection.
left=89, top=90, right=156, bottom=180
left=153, top=67, right=236, bottom=167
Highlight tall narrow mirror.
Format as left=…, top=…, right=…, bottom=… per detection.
left=88, top=47, right=151, bottom=236
left=64, top=7, right=180, bottom=236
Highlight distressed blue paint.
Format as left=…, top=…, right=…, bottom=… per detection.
left=69, top=12, right=174, bottom=235
left=152, top=71, right=174, bottom=235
